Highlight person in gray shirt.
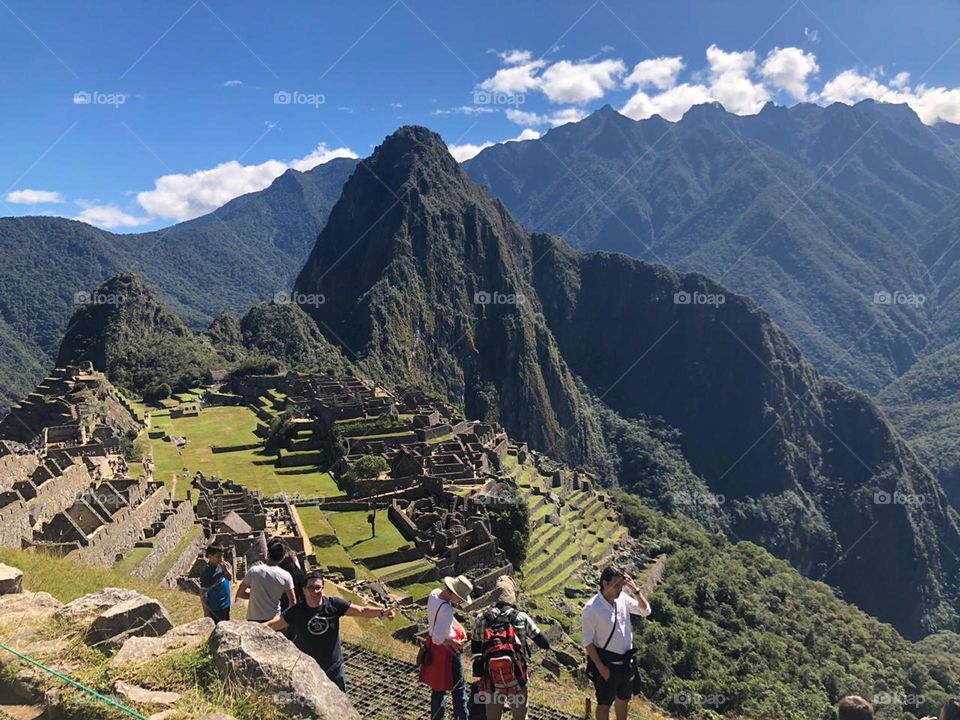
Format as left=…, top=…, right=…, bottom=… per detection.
left=236, top=541, right=296, bottom=622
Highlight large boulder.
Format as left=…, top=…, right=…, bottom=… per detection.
left=0, top=563, right=23, bottom=594
left=85, top=594, right=174, bottom=651
left=55, top=588, right=140, bottom=625
left=209, top=621, right=361, bottom=720
left=0, top=591, right=62, bottom=624
left=110, top=617, right=215, bottom=669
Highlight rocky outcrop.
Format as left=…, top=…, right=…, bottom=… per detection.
left=55, top=587, right=140, bottom=624
left=209, top=621, right=361, bottom=720
left=84, top=594, right=174, bottom=651
left=110, top=617, right=215, bottom=669
left=0, top=563, right=23, bottom=594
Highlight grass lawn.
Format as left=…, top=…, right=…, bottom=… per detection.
left=143, top=406, right=340, bottom=499
left=112, top=546, right=152, bottom=575
left=296, top=506, right=364, bottom=574
left=0, top=548, right=200, bottom=625
left=325, top=510, right=411, bottom=560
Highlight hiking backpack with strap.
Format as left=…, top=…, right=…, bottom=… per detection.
left=480, top=608, right=527, bottom=693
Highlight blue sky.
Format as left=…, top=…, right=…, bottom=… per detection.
left=3, top=0, right=960, bottom=232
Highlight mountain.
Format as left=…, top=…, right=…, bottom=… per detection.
left=293, top=125, right=960, bottom=638
left=57, top=273, right=350, bottom=399
left=464, top=101, right=960, bottom=394
left=0, top=156, right=357, bottom=409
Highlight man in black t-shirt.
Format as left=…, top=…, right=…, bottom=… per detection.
left=266, top=570, right=395, bottom=691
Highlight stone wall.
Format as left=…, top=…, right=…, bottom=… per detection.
left=133, top=500, right=197, bottom=580
left=69, top=484, right=169, bottom=566
left=162, top=530, right=206, bottom=587
left=0, top=492, right=30, bottom=549
left=0, top=452, right=39, bottom=492
left=30, top=462, right=96, bottom=527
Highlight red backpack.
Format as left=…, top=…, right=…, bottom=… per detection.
left=480, top=609, right=527, bottom=694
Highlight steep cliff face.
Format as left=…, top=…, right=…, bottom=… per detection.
left=294, top=126, right=604, bottom=465
left=297, top=125, right=960, bottom=636
left=528, top=236, right=960, bottom=637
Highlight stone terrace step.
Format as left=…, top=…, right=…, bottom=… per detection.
left=342, top=642, right=579, bottom=720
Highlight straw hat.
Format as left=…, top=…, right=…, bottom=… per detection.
left=490, top=575, right=517, bottom=606
left=442, top=575, right=474, bottom=603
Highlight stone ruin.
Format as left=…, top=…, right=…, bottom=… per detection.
left=0, top=366, right=193, bottom=575
left=178, top=473, right=308, bottom=593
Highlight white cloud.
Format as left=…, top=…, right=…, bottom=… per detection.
left=818, top=69, right=960, bottom=124
left=432, top=105, right=495, bottom=116
left=136, top=143, right=357, bottom=221
left=74, top=202, right=150, bottom=229
left=5, top=189, right=64, bottom=204
left=706, top=45, right=769, bottom=114
left=804, top=27, right=819, bottom=43
left=505, top=107, right=586, bottom=127
left=761, top=47, right=819, bottom=101
left=621, top=83, right=714, bottom=121
left=624, top=57, right=685, bottom=90
left=223, top=80, right=243, bottom=87
left=480, top=59, right=546, bottom=94
left=447, top=129, right=539, bottom=162
left=447, top=141, right=494, bottom=162
left=498, top=49, right=534, bottom=65
left=538, top=58, right=626, bottom=104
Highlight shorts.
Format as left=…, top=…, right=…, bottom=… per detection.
left=208, top=606, right=230, bottom=623
left=592, top=662, right=633, bottom=706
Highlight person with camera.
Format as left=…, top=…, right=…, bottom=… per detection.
left=581, top=566, right=651, bottom=720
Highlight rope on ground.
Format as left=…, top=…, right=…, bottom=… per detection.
left=0, top=641, right=149, bottom=720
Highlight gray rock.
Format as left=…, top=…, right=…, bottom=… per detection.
left=563, top=586, right=582, bottom=599
left=0, top=563, right=23, bottom=595
left=110, top=617, right=215, bottom=669
left=0, top=591, right=62, bottom=625
left=55, top=588, right=139, bottom=625
left=115, top=680, right=180, bottom=707
left=85, top=594, right=174, bottom=651
left=209, top=621, right=361, bottom=720
left=554, top=648, right=580, bottom=669
left=541, top=656, right=562, bottom=677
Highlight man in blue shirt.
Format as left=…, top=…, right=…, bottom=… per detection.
left=199, top=544, right=232, bottom=623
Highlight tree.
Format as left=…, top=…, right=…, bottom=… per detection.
left=349, top=454, right=389, bottom=480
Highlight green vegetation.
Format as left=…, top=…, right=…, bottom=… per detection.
left=325, top=509, right=410, bottom=560
left=143, top=405, right=339, bottom=499
left=111, top=546, right=151, bottom=575
left=346, top=454, right=389, bottom=480
left=609, top=492, right=960, bottom=720
left=0, top=547, right=200, bottom=624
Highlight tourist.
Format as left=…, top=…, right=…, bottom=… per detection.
left=838, top=696, right=874, bottom=720
left=923, top=698, right=960, bottom=720
left=581, top=566, right=652, bottom=720
left=470, top=575, right=550, bottom=720
left=265, top=570, right=395, bottom=691
left=268, top=537, right=306, bottom=611
left=199, top=544, right=232, bottom=623
left=420, top=575, right=474, bottom=720
left=235, top=541, right=296, bottom=622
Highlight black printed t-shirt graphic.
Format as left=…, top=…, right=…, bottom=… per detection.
left=282, top=596, right=352, bottom=672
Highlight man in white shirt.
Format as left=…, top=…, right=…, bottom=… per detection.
left=581, top=566, right=652, bottom=720
left=236, top=541, right=297, bottom=622
left=424, top=575, right=473, bottom=720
